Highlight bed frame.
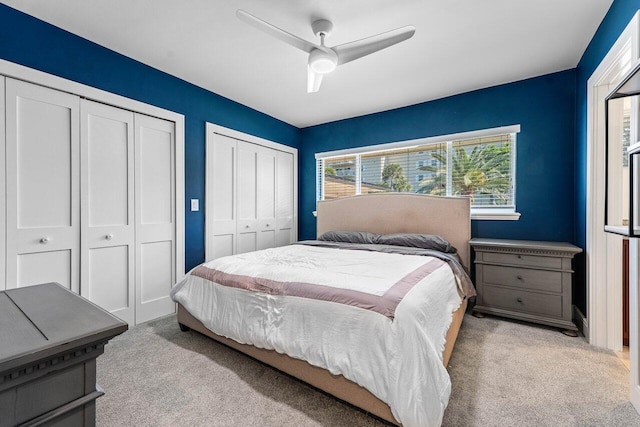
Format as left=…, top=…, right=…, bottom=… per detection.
left=178, top=193, right=471, bottom=425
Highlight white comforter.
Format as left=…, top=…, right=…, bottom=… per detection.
left=171, top=244, right=463, bottom=427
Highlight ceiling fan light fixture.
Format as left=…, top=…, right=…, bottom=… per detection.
left=236, top=10, right=415, bottom=92
left=309, top=49, right=337, bottom=74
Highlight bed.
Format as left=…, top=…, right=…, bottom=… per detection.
left=172, top=193, right=473, bottom=426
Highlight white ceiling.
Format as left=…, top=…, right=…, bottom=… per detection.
left=4, top=0, right=613, bottom=128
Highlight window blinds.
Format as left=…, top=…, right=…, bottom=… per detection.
left=316, top=130, right=516, bottom=208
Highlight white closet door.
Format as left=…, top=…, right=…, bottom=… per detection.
left=205, top=124, right=297, bottom=261
left=276, top=151, right=295, bottom=247
left=206, top=134, right=237, bottom=259
left=236, top=140, right=259, bottom=254
left=257, top=146, right=277, bottom=250
left=0, top=78, right=5, bottom=290
left=80, top=100, right=135, bottom=325
left=5, top=79, right=80, bottom=291
left=135, top=114, right=176, bottom=324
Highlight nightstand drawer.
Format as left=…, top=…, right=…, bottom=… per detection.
left=483, top=265, right=562, bottom=293
left=483, top=286, right=563, bottom=318
left=482, top=252, right=562, bottom=269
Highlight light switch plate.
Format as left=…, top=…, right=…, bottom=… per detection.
left=191, top=199, right=199, bottom=211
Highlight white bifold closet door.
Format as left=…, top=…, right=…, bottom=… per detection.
left=236, top=141, right=279, bottom=253
left=257, top=146, right=278, bottom=250
left=236, top=139, right=260, bottom=254
left=4, top=78, right=176, bottom=324
left=134, top=114, right=176, bottom=324
left=208, top=134, right=236, bottom=259
left=276, top=151, right=295, bottom=247
left=207, top=131, right=296, bottom=261
left=79, top=102, right=176, bottom=324
left=5, top=79, right=80, bottom=291
left=80, top=100, right=135, bottom=325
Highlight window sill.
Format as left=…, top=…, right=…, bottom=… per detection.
left=471, top=210, right=521, bottom=221
left=315, top=209, right=520, bottom=220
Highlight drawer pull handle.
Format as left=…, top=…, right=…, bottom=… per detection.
left=517, top=255, right=522, bottom=259
left=516, top=275, right=523, bottom=281
left=40, top=237, right=50, bottom=244
left=516, top=297, right=523, bottom=303
left=105, top=234, right=114, bottom=240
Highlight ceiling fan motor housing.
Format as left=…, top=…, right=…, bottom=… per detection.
left=311, top=19, right=333, bottom=38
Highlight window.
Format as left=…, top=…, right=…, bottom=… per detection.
left=321, top=155, right=358, bottom=200
left=316, top=125, right=520, bottom=220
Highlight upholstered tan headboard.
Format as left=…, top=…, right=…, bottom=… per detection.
left=316, top=193, right=471, bottom=269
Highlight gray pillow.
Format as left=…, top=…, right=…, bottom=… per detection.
left=318, top=231, right=381, bottom=244
left=377, top=233, right=456, bottom=253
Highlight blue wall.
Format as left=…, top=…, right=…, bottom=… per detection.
left=299, top=70, right=577, bottom=249
left=2, top=2, right=629, bottom=316
left=574, top=0, right=640, bottom=314
left=0, top=4, right=301, bottom=271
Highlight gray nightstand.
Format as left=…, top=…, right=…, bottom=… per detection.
left=469, top=238, right=582, bottom=335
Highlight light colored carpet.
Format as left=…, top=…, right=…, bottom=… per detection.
left=444, top=315, right=639, bottom=427
left=96, top=314, right=640, bottom=426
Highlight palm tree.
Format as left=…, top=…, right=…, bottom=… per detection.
left=417, top=144, right=511, bottom=204
left=382, top=163, right=412, bottom=192
left=324, top=166, right=337, bottom=176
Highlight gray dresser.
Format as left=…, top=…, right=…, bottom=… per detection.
left=0, top=283, right=127, bottom=427
left=469, top=238, right=582, bottom=334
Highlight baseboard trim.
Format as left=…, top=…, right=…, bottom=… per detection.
left=573, top=305, right=589, bottom=339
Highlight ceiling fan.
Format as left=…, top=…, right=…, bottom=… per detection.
left=236, top=10, right=416, bottom=93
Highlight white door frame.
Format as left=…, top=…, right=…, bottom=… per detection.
left=586, top=11, right=640, bottom=350
left=0, top=78, right=4, bottom=293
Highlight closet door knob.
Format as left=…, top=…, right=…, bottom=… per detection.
left=40, top=237, right=50, bottom=244
left=105, top=234, right=114, bottom=240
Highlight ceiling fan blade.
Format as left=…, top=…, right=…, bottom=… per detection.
left=237, top=10, right=318, bottom=54
left=307, top=67, right=323, bottom=93
left=334, top=26, right=416, bottom=66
